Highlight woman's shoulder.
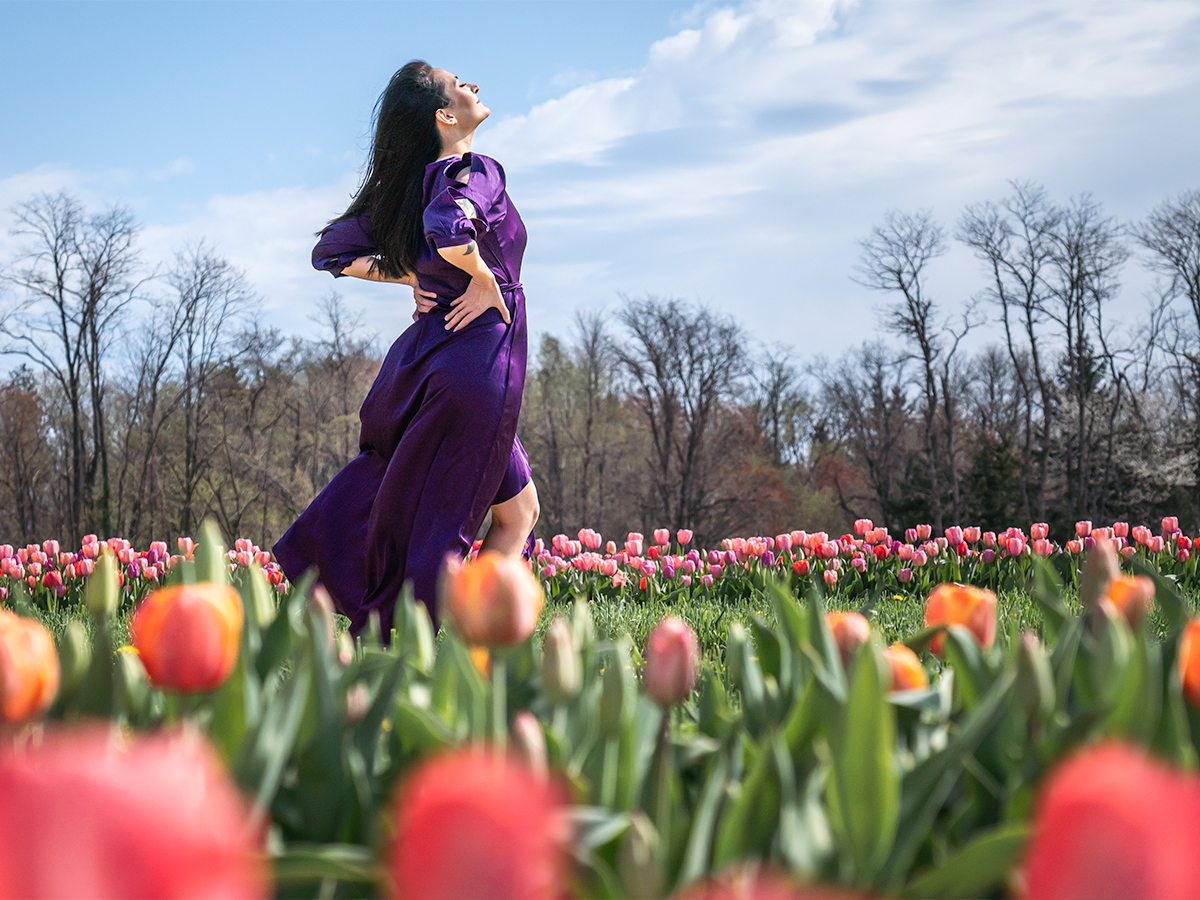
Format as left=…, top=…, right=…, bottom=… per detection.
left=440, top=153, right=506, bottom=192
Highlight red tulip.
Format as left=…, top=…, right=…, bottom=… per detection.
left=132, top=583, right=243, bottom=693
left=0, top=725, right=268, bottom=899
left=440, top=550, right=544, bottom=647
left=644, top=615, right=700, bottom=705
left=924, top=583, right=997, bottom=656
left=826, top=611, right=870, bottom=667
left=1021, top=742, right=1200, bottom=900
left=388, top=749, right=568, bottom=900
left=0, top=609, right=59, bottom=723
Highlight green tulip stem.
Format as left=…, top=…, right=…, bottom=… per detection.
left=600, top=736, right=619, bottom=808
left=492, top=655, right=507, bottom=751
left=552, top=704, right=569, bottom=747
left=653, top=706, right=673, bottom=843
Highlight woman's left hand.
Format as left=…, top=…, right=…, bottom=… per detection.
left=443, top=273, right=510, bottom=332
left=404, top=275, right=439, bottom=321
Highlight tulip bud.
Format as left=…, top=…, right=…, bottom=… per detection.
left=643, top=616, right=699, bottom=705
left=57, top=619, right=91, bottom=700
left=440, top=551, right=545, bottom=647
left=541, top=617, right=581, bottom=704
left=85, top=550, right=120, bottom=621
left=883, top=642, right=927, bottom=691
left=509, top=710, right=548, bottom=780
left=1017, top=631, right=1055, bottom=723
left=924, top=583, right=997, bottom=655
left=824, top=569, right=838, bottom=587
left=826, top=611, right=870, bottom=667
left=1100, top=575, right=1156, bottom=627
left=1079, top=537, right=1121, bottom=609
left=131, top=584, right=243, bottom=693
left=1179, top=618, right=1200, bottom=709
left=618, top=812, right=663, bottom=900
left=600, top=642, right=634, bottom=736
left=0, top=610, right=60, bottom=722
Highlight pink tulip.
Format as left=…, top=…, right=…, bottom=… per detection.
left=913, top=550, right=928, bottom=567
left=982, top=549, right=996, bottom=563
left=963, top=527, right=981, bottom=543
left=1150, top=536, right=1166, bottom=553
left=41, top=540, right=59, bottom=558
left=944, top=526, right=963, bottom=546
left=851, top=557, right=867, bottom=573
left=1163, top=516, right=1181, bottom=536
left=1030, top=523, right=1049, bottom=540
left=823, top=569, right=838, bottom=587
left=1066, top=540, right=1083, bottom=555
left=1181, top=549, right=1192, bottom=563
left=606, top=541, right=617, bottom=555
left=774, top=534, right=791, bottom=553
left=898, top=543, right=914, bottom=561
left=625, top=539, right=643, bottom=558
left=898, top=567, right=913, bottom=583
left=854, top=519, right=874, bottom=537
left=1033, top=539, right=1054, bottom=556
left=653, top=529, right=670, bottom=545
left=1076, top=521, right=1092, bottom=538
left=644, top=616, right=699, bottom=705
left=904, top=528, right=918, bottom=543
left=916, top=524, right=932, bottom=540
left=1112, top=522, right=1129, bottom=538
left=701, top=574, right=714, bottom=589
left=676, top=529, right=693, bottom=546
left=708, top=564, right=723, bottom=579
left=1007, top=537, right=1025, bottom=557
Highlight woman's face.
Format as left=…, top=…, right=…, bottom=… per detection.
left=432, top=68, right=489, bottom=132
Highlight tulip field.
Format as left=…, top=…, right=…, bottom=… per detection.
left=2, top=518, right=1200, bottom=898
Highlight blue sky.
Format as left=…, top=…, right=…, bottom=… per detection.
left=4, top=0, right=1200, bottom=358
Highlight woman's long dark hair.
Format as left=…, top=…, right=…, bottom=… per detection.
left=335, top=60, right=448, bottom=278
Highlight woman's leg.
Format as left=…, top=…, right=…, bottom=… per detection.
left=482, top=480, right=539, bottom=555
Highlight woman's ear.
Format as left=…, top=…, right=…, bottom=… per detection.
left=436, top=108, right=457, bottom=127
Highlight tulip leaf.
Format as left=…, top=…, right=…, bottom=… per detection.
left=352, top=650, right=407, bottom=775
left=1030, top=556, right=1069, bottom=638
left=237, top=661, right=312, bottom=818
left=943, top=627, right=988, bottom=712
left=712, top=731, right=783, bottom=867
left=825, top=643, right=898, bottom=884
left=879, top=668, right=1015, bottom=890
left=393, top=698, right=454, bottom=756
left=902, top=625, right=945, bottom=655
left=751, top=614, right=787, bottom=691
left=1128, top=555, right=1187, bottom=632
left=209, top=654, right=251, bottom=768
left=802, top=587, right=847, bottom=703
left=677, top=752, right=730, bottom=886
left=899, top=822, right=1029, bottom=899
left=570, top=806, right=632, bottom=850
left=767, top=578, right=808, bottom=657
left=778, top=765, right=833, bottom=880
left=1103, top=627, right=1162, bottom=743
left=272, top=843, right=379, bottom=886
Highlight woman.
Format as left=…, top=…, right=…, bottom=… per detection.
left=273, top=61, right=539, bottom=635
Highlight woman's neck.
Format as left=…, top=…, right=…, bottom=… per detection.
left=437, top=131, right=474, bottom=161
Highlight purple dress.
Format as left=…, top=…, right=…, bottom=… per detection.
left=273, top=152, right=532, bottom=634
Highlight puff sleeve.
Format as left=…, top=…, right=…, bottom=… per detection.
left=422, top=154, right=507, bottom=250
left=312, top=214, right=375, bottom=278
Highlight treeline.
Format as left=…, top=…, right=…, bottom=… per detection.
left=2, top=183, right=1199, bottom=550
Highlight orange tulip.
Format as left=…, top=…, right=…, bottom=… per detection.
left=1180, top=618, right=1200, bottom=709
left=883, top=642, right=928, bottom=692
left=132, top=583, right=243, bottom=693
left=440, top=550, right=544, bottom=647
left=0, top=609, right=59, bottom=722
left=924, top=583, right=997, bottom=655
left=1100, top=575, right=1155, bottom=627
left=826, top=611, right=870, bottom=667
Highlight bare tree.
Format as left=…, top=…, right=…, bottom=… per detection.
left=165, top=243, right=254, bottom=535
left=1133, top=189, right=1200, bottom=514
left=571, top=311, right=617, bottom=528
left=856, top=209, right=953, bottom=528
left=616, top=296, right=746, bottom=539
left=959, top=182, right=1061, bottom=521
left=752, top=345, right=810, bottom=468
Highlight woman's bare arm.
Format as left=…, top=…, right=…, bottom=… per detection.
left=437, top=241, right=511, bottom=332
left=340, top=256, right=438, bottom=319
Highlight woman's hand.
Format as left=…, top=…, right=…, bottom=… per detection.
left=401, top=274, right=439, bottom=321
left=443, top=273, right=510, bottom=332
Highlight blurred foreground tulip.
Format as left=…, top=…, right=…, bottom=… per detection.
left=1179, top=618, right=1200, bottom=709
left=883, top=642, right=927, bottom=692
left=1021, top=743, right=1200, bottom=900
left=644, top=615, right=700, bottom=705
left=131, top=583, right=243, bottom=693
left=675, top=863, right=858, bottom=899
left=1099, top=575, right=1156, bottom=627
left=924, top=583, right=997, bottom=655
left=440, top=550, right=544, bottom=647
left=825, top=611, right=870, bottom=667
left=0, top=609, right=59, bottom=723
left=388, top=749, right=568, bottom=900
left=0, top=725, right=267, bottom=899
